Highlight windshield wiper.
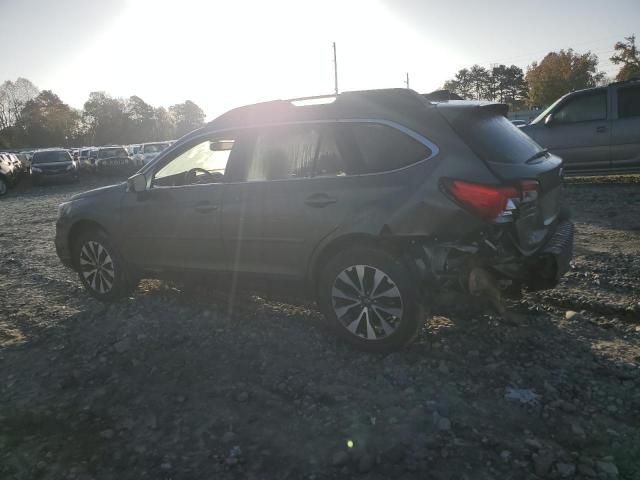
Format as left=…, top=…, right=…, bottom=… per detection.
left=525, top=149, right=549, bottom=164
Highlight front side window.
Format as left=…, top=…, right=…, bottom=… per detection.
left=153, top=138, right=234, bottom=187
left=349, top=123, right=432, bottom=173
left=618, top=85, right=640, bottom=118
left=553, top=92, right=607, bottom=124
left=245, top=126, right=319, bottom=181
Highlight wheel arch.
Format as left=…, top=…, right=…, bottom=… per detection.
left=307, top=231, right=401, bottom=296
left=68, top=219, right=110, bottom=266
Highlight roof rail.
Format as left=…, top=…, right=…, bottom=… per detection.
left=286, top=93, right=338, bottom=103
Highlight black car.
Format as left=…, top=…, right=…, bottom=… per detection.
left=95, top=146, right=136, bottom=175
left=0, top=153, right=20, bottom=195
left=31, top=149, right=79, bottom=185
left=55, top=89, right=573, bottom=352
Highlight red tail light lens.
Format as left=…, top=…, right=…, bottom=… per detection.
left=444, top=179, right=539, bottom=221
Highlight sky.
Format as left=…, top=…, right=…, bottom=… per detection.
left=1, top=0, right=639, bottom=120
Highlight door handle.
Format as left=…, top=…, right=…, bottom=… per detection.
left=305, top=194, right=337, bottom=208
left=596, top=125, right=607, bottom=133
left=193, top=201, right=218, bottom=213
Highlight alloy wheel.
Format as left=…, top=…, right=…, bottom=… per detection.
left=79, top=240, right=115, bottom=294
left=331, top=264, right=403, bottom=340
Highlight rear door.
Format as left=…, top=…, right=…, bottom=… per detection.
left=220, top=121, right=436, bottom=279
left=534, top=90, right=610, bottom=172
left=610, top=83, right=640, bottom=171
left=220, top=124, right=328, bottom=278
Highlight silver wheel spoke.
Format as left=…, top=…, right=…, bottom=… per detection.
left=336, top=270, right=364, bottom=295
left=101, top=272, right=113, bottom=291
left=371, top=307, right=396, bottom=335
left=354, top=265, right=366, bottom=294
left=83, top=268, right=97, bottom=280
left=345, top=308, right=366, bottom=333
left=363, top=308, right=377, bottom=340
left=372, top=284, right=401, bottom=300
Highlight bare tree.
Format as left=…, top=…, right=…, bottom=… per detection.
left=0, top=78, right=39, bottom=130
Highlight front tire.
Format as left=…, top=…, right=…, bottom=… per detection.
left=73, top=229, right=137, bottom=301
left=0, top=177, right=7, bottom=196
left=317, top=246, right=424, bottom=353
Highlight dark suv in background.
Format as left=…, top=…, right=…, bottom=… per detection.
left=95, top=146, right=136, bottom=175
left=31, top=149, right=79, bottom=185
left=55, top=89, right=573, bottom=352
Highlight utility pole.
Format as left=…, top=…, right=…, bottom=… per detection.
left=333, top=42, right=339, bottom=95
left=404, top=72, right=410, bottom=89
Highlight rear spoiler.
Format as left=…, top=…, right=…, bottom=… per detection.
left=479, top=102, right=509, bottom=117
left=435, top=101, right=509, bottom=124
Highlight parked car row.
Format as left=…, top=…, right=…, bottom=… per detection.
left=0, top=152, right=30, bottom=196
left=68, top=141, right=174, bottom=173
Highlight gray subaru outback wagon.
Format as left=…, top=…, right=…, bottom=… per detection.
left=56, top=89, right=573, bottom=352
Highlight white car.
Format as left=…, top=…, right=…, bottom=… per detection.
left=133, top=142, right=171, bottom=166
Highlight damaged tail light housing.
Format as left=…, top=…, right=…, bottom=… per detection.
left=443, top=179, right=540, bottom=222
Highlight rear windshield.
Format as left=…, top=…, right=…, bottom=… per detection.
left=453, top=111, right=542, bottom=164
left=144, top=143, right=169, bottom=154
left=32, top=151, right=72, bottom=164
left=99, top=147, right=127, bottom=158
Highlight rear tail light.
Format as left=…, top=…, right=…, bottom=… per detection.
left=443, top=179, right=539, bottom=222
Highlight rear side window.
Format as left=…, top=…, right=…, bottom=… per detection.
left=246, top=126, right=319, bottom=181
left=618, top=85, right=640, bottom=118
left=453, top=111, right=542, bottom=164
left=554, top=92, right=607, bottom=123
left=349, top=123, right=431, bottom=173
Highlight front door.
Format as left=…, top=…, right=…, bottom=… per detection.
left=120, top=135, right=236, bottom=272
left=535, top=90, right=610, bottom=172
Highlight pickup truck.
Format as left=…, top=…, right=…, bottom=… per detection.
left=521, top=78, right=640, bottom=175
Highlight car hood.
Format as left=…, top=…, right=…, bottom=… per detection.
left=70, top=183, right=126, bottom=201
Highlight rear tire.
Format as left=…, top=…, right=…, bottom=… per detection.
left=317, top=246, right=424, bottom=353
left=73, top=229, right=138, bottom=301
left=0, top=177, right=7, bottom=196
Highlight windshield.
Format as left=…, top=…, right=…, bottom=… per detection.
left=530, top=96, right=565, bottom=124
left=32, top=150, right=72, bottom=164
left=452, top=111, right=543, bottom=164
left=99, top=147, right=128, bottom=158
left=144, top=143, right=169, bottom=154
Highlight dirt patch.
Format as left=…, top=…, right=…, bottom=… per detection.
left=1, top=174, right=639, bottom=479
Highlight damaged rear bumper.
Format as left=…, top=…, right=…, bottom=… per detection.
left=409, top=219, right=574, bottom=293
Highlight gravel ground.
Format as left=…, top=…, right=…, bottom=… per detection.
left=1, top=174, right=639, bottom=480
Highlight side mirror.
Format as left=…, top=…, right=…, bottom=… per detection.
left=127, top=172, right=147, bottom=192
left=544, top=114, right=554, bottom=126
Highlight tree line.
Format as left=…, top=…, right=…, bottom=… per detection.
left=2, top=35, right=638, bottom=149
left=0, top=82, right=206, bottom=149
left=443, top=34, right=639, bottom=108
